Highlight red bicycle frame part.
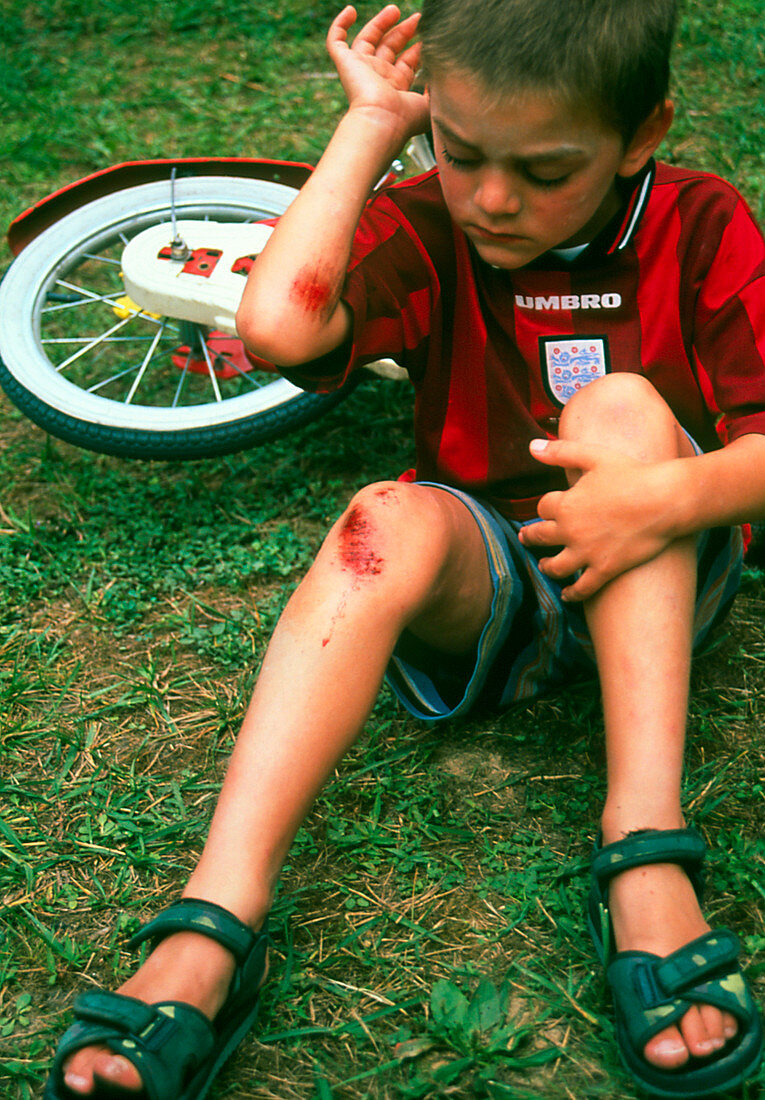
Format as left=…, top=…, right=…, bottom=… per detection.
left=6, top=156, right=312, bottom=256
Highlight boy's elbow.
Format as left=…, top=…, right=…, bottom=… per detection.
left=236, top=297, right=349, bottom=369
left=235, top=307, right=305, bottom=369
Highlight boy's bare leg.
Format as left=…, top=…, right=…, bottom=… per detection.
left=558, top=375, right=738, bottom=1070
left=62, top=481, right=494, bottom=1095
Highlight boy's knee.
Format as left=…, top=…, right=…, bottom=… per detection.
left=560, top=372, right=664, bottom=426
left=326, top=481, right=450, bottom=582
left=559, top=373, right=682, bottom=458
left=341, top=481, right=420, bottom=537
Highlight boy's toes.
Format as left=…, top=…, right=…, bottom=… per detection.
left=704, top=1005, right=738, bottom=1045
left=644, top=1023, right=690, bottom=1069
left=64, top=1047, right=143, bottom=1095
left=721, top=1009, right=739, bottom=1042
left=91, top=1051, right=144, bottom=1093
left=680, top=1003, right=725, bottom=1057
left=644, top=1005, right=738, bottom=1069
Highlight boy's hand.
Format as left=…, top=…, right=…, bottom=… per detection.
left=327, top=5, right=430, bottom=143
left=520, top=439, right=677, bottom=601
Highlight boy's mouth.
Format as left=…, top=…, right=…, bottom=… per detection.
left=469, top=224, right=528, bottom=244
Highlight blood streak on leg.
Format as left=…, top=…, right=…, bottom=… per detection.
left=321, top=506, right=384, bottom=649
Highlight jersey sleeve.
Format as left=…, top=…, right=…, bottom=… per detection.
left=280, top=182, right=444, bottom=393
left=690, top=190, right=765, bottom=443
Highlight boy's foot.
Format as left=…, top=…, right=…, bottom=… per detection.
left=604, top=853, right=739, bottom=1069
left=60, top=930, right=249, bottom=1095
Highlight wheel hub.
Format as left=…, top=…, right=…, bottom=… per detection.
left=121, top=219, right=274, bottom=335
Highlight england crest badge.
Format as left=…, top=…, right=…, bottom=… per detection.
left=539, top=335, right=610, bottom=406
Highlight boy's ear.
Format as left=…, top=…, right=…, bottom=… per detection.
left=617, top=100, right=674, bottom=177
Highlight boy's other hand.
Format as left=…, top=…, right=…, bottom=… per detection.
left=327, top=5, right=430, bottom=143
left=521, top=438, right=677, bottom=601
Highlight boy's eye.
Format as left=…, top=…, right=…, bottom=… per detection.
left=523, top=168, right=571, bottom=189
left=440, top=148, right=572, bottom=188
left=441, top=147, right=480, bottom=169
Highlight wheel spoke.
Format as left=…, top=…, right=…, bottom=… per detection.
left=172, top=350, right=193, bottom=407
left=55, top=314, right=137, bottom=372
left=53, top=279, right=120, bottom=303
left=42, top=335, right=175, bottom=345
left=80, top=253, right=122, bottom=265
left=200, top=338, right=223, bottom=403
left=124, top=324, right=166, bottom=404
left=49, top=280, right=164, bottom=328
left=211, top=351, right=267, bottom=389
left=43, top=291, right=124, bottom=314
left=87, top=363, right=144, bottom=393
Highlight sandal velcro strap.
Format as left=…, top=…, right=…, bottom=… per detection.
left=587, top=826, right=764, bottom=1095
left=72, top=989, right=160, bottom=1033
left=71, top=991, right=214, bottom=1053
left=606, top=939, right=763, bottom=1088
left=128, top=897, right=262, bottom=966
left=587, top=827, right=708, bottom=964
left=591, top=828, right=706, bottom=891
left=653, top=929, right=740, bottom=998
left=50, top=992, right=216, bottom=1100
left=44, top=899, right=270, bottom=1100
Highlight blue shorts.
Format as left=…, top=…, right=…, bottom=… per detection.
left=386, top=483, right=744, bottom=722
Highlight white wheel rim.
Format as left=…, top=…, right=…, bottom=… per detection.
left=0, top=177, right=305, bottom=433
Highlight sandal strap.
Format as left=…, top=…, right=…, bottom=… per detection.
left=128, top=897, right=264, bottom=966
left=591, top=827, right=706, bottom=892
left=588, top=827, right=707, bottom=964
left=607, top=929, right=758, bottom=1052
left=653, top=929, right=740, bottom=997
left=45, top=901, right=270, bottom=1100
left=52, top=991, right=215, bottom=1100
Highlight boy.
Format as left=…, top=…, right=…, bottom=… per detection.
left=46, top=2, right=764, bottom=1098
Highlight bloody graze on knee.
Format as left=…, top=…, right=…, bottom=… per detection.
left=338, top=504, right=384, bottom=577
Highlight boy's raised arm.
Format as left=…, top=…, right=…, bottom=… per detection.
left=236, top=5, right=429, bottom=368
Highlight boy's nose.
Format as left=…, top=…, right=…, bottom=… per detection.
left=474, top=168, right=522, bottom=218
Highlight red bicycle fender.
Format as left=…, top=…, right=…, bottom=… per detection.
left=6, top=157, right=312, bottom=256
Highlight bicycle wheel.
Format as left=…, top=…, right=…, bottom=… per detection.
left=0, top=175, right=351, bottom=459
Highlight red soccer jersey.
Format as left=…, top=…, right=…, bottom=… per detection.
left=285, top=161, right=765, bottom=521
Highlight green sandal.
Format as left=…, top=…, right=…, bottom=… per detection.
left=588, top=827, right=763, bottom=1098
left=43, top=898, right=269, bottom=1100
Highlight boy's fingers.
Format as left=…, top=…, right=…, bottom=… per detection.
left=529, top=437, right=601, bottom=470
left=326, top=6, right=357, bottom=51
left=535, top=491, right=565, bottom=522
left=536, top=553, right=603, bottom=602
left=518, top=518, right=559, bottom=546
left=350, top=4, right=405, bottom=52
left=379, top=9, right=421, bottom=55
left=537, top=548, right=580, bottom=581
left=394, top=41, right=423, bottom=81
left=560, top=572, right=600, bottom=602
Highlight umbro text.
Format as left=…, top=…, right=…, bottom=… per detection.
left=515, top=293, right=622, bottom=311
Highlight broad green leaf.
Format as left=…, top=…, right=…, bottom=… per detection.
left=465, top=979, right=503, bottom=1034
left=430, top=979, right=469, bottom=1031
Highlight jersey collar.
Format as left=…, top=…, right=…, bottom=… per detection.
left=606, top=158, right=656, bottom=254
left=522, top=158, right=656, bottom=270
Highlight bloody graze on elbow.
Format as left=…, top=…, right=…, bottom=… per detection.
left=289, top=265, right=338, bottom=317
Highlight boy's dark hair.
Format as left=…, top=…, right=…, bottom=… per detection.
left=419, top=0, right=679, bottom=143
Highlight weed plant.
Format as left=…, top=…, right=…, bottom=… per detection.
left=0, top=1, right=763, bottom=1098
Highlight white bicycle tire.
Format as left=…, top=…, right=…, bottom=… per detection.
left=0, top=176, right=349, bottom=457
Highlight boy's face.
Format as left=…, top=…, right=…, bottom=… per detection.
left=429, top=72, right=638, bottom=269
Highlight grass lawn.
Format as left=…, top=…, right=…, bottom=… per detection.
left=1, top=1, right=763, bottom=1097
